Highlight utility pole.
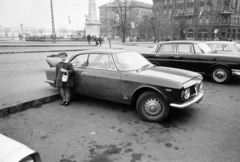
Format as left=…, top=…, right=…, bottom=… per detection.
left=50, top=0, right=56, bottom=43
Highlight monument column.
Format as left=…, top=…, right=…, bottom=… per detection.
left=85, top=0, right=101, bottom=36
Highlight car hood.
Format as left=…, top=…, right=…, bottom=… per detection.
left=136, top=66, right=201, bottom=88
left=0, top=134, right=38, bottom=162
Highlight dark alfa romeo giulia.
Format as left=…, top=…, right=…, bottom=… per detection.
left=142, top=41, right=240, bottom=83
left=45, top=50, right=204, bottom=122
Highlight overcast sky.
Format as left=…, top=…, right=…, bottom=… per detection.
left=0, top=0, right=152, bottom=30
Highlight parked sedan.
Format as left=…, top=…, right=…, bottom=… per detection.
left=45, top=50, right=203, bottom=122
left=206, top=41, right=240, bottom=55
left=142, top=41, right=240, bottom=83
left=0, top=134, right=41, bottom=162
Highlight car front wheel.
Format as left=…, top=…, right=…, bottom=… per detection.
left=136, top=91, right=169, bottom=122
left=211, top=66, right=231, bottom=83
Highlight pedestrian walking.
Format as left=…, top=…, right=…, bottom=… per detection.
left=93, top=35, right=99, bottom=46
left=55, top=52, right=74, bottom=106
left=98, top=35, right=103, bottom=46
left=87, top=34, right=91, bottom=44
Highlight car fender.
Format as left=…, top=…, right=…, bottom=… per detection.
left=0, top=134, right=41, bottom=162
left=131, top=85, right=169, bottom=104
left=206, top=63, right=231, bottom=74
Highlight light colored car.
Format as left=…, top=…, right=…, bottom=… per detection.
left=0, top=134, right=41, bottom=162
left=206, top=41, right=240, bottom=55
left=45, top=50, right=204, bottom=122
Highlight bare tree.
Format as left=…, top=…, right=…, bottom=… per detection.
left=38, top=27, right=45, bottom=36
left=30, top=28, right=37, bottom=36
left=110, top=0, right=138, bottom=42
left=58, top=27, right=68, bottom=36
left=4, top=28, right=10, bottom=37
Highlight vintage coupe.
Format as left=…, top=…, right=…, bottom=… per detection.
left=0, top=134, right=41, bottom=162
left=45, top=50, right=204, bottom=122
left=206, top=41, right=240, bottom=55
left=142, top=41, right=240, bottom=83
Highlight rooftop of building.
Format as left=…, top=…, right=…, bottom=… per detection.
left=99, top=0, right=152, bottom=9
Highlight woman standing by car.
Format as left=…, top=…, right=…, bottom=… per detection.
left=55, top=52, right=74, bottom=106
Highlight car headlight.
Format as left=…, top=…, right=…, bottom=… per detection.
left=20, top=156, right=34, bottom=162
left=183, top=88, right=190, bottom=100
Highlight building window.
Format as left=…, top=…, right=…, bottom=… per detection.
left=164, top=10, right=167, bottom=15
left=216, top=16, right=219, bottom=23
left=170, top=0, right=172, bottom=4
left=206, top=17, right=209, bottom=24
left=224, top=17, right=227, bottom=23
left=189, top=18, right=192, bottom=24
left=199, top=18, right=202, bottom=24
left=207, top=6, right=211, bottom=12
left=164, top=0, right=167, bottom=5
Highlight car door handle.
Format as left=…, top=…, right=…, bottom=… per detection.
left=155, top=55, right=161, bottom=57
left=81, top=72, right=87, bottom=75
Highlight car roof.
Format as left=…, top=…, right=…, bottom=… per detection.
left=157, top=40, right=203, bottom=44
left=206, top=41, right=238, bottom=44
left=75, top=49, right=132, bottom=54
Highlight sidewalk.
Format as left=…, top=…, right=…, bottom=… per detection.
left=0, top=41, right=155, bottom=117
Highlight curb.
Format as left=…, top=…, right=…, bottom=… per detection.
left=0, top=93, right=60, bottom=117
left=0, top=49, right=88, bottom=54
left=0, top=45, right=96, bottom=47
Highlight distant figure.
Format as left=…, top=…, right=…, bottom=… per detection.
left=98, top=36, right=103, bottom=46
left=87, top=34, right=91, bottom=44
left=137, top=36, right=140, bottom=42
left=93, top=35, right=99, bottom=46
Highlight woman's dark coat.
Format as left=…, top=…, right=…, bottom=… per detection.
left=55, top=61, right=74, bottom=87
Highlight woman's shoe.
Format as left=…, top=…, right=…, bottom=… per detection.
left=61, top=101, right=65, bottom=105
left=65, top=102, right=70, bottom=106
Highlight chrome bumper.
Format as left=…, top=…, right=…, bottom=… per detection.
left=170, top=90, right=204, bottom=109
left=232, top=69, right=240, bottom=76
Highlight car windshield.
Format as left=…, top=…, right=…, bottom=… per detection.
left=149, top=45, right=158, bottom=53
left=235, top=43, right=240, bottom=52
left=113, top=51, right=151, bottom=70
left=197, top=42, right=212, bottom=54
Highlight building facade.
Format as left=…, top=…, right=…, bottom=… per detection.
left=152, top=0, right=240, bottom=40
left=98, top=0, right=152, bottom=37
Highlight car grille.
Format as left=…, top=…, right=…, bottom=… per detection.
left=190, top=82, right=202, bottom=99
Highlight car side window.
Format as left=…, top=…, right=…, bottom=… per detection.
left=177, top=44, right=194, bottom=54
left=87, top=53, right=109, bottom=69
left=157, top=44, right=177, bottom=54
left=71, top=54, right=88, bottom=67
left=209, top=43, right=232, bottom=52
left=222, top=44, right=232, bottom=52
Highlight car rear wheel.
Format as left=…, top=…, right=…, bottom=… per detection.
left=211, top=66, right=231, bottom=83
left=136, top=91, right=169, bottom=122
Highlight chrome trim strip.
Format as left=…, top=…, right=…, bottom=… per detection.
left=232, top=69, right=240, bottom=76
left=45, top=80, right=54, bottom=84
left=170, top=90, right=204, bottom=109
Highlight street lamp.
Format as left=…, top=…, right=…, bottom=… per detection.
left=20, top=24, right=23, bottom=36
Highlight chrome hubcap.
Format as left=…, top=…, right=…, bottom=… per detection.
left=213, top=69, right=227, bottom=82
left=143, top=98, right=163, bottom=116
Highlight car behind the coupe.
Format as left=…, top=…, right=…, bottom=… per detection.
left=141, top=41, right=240, bottom=83
left=45, top=50, right=204, bottom=122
